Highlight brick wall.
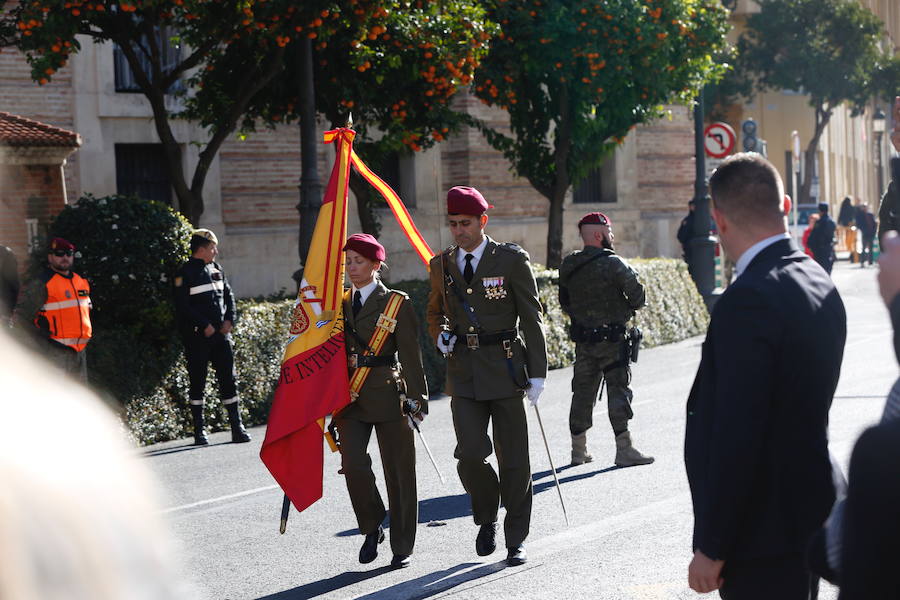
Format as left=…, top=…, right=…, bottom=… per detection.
left=635, top=106, right=696, bottom=213
left=0, top=40, right=81, bottom=197
left=219, top=125, right=329, bottom=227
left=0, top=163, right=67, bottom=261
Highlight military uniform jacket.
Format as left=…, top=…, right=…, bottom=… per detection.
left=342, top=282, right=428, bottom=423
left=173, top=258, right=236, bottom=335
left=426, top=236, right=547, bottom=401
left=558, top=246, right=646, bottom=328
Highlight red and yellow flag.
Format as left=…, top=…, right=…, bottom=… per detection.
left=260, top=128, right=355, bottom=513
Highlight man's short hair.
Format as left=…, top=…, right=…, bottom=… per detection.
left=190, top=235, right=214, bottom=254
left=708, top=153, right=785, bottom=225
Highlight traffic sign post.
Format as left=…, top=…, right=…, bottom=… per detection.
left=704, top=122, right=736, bottom=159
left=791, top=130, right=801, bottom=245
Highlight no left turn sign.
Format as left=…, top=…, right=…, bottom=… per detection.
left=704, top=122, right=736, bottom=159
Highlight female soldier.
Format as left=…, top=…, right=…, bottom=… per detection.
left=337, top=233, right=428, bottom=569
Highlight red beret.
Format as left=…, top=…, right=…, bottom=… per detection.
left=447, top=186, right=493, bottom=215
left=577, top=212, right=611, bottom=228
left=343, top=233, right=386, bottom=262
left=49, top=237, right=76, bottom=252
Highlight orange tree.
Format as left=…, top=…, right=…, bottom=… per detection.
left=1, top=0, right=455, bottom=226
left=471, top=0, right=730, bottom=266
left=187, top=0, right=493, bottom=237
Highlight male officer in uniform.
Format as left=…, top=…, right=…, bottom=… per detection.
left=426, top=186, right=547, bottom=567
left=558, top=212, right=653, bottom=467
left=173, top=229, right=250, bottom=445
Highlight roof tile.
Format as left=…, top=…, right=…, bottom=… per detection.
left=0, top=112, right=81, bottom=148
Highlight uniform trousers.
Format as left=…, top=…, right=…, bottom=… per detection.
left=182, top=332, right=237, bottom=401
left=451, top=394, right=532, bottom=548
left=569, top=341, right=634, bottom=435
left=719, top=553, right=819, bottom=600
left=336, top=416, right=417, bottom=556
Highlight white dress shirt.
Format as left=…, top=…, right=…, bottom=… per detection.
left=351, top=279, right=379, bottom=307
left=456, top=236, right=489, bottom=274
left=734, top=233, right=791, bottom=279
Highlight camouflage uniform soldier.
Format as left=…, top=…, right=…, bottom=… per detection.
left=558, top=212, right=654, bottom=467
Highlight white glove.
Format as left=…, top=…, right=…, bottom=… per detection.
left=526, top=377, right=545, bottom=407
left=437, top=332, right=457, bottom=354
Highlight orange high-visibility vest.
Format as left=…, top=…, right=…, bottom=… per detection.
left=39, top=272, right=92, bottom=352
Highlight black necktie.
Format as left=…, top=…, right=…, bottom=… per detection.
left=464, top=253, right=474, bottom=284
left=352, top=290, right=362, bottom=316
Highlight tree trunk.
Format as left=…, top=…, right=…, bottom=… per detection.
left=348, top=173, right=381, bottom=237
left=296, top=37, right=322, bottom=278
left=799, top=104, right=832, bottom=207
left=545, top=86, right=573, bottom=268
left=546, top=189, right=566, bottom=267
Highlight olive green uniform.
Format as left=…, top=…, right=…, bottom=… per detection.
left=337, top=282, right=428, bottom=557
left=426, top=237, right=547, bottom=549
left=558, top=246, right=645, bottom=436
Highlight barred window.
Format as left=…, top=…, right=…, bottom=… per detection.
left=114, top=27, right=184, bottom=94
left=115, top=144, right=173, bottom=206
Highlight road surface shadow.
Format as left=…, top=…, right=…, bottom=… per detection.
left=143, top=441, right=233, bottom=457
left=335, top=493, right=472, bottom=537
left=354, top=561, right=509, bottom=600
left=533, top=464, right=622, bottom=495
left=531, top=464, right=576, bottom=480
left=255, top=565, right=393, bottom=599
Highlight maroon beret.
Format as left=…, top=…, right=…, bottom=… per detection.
left=447, top=186, right=493, bottom=215
left=577, top=212, right=611, bottom=228
left=49, top=237, right=76, bottom=252
left=343, top=233, right=386, bottom=262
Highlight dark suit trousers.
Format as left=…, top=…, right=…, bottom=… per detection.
left=720, top=553, right=819, bottom=600
left=336, top=417, right=417, bottom=556
left=451, top=395, right=532, bottom=548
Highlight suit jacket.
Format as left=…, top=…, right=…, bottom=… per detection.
left=685, top=238, right=846, bottom=562
left=426, top=236, right=547, bottom=401
left=341, top=282, right=428, bottom=423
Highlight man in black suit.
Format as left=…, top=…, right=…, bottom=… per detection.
left=685, top=153, right=847, bottom=599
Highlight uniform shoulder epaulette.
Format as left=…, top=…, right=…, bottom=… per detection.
left=388, top=289, right=410, bottom=300
left=497, top=242, right=530, bottom=260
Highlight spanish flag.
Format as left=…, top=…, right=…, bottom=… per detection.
left=260, top=128, right=355, bottom=513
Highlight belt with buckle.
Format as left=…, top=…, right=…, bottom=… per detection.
left=465, top=329, right=517, bottom=350
left=348, top=354, right=396, bottom=369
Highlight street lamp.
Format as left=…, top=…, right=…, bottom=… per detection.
left=873, top=107, right=886, bottom=200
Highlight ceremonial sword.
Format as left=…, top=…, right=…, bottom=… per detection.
left=532, top=404, right=570, bottom=526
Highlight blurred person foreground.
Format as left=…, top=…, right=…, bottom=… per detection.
left=0, top=330, right=192, bottom=600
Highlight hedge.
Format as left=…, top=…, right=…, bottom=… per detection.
left=122, top=258, right=707, bottom=445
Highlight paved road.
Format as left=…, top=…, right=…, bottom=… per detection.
left=144, top=261, right=896, bottom=600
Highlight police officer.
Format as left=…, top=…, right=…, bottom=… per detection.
left=17, top=237, right=92, bottom=382
left=173, top=229, right=250, bottom=445
left=558, top=213, right=653, bottom=467
left=336, top=233, right=427, bottom=570
left=426, top=186, right=547, bottom=567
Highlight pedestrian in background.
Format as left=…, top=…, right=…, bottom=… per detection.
left=855, top=204, right=877, bottom=267
left=0, top=245, right=19, bottom=326
left=426, top=186, right=547, bottom=567
left=808, top=202, right=837, bottom=274
left=336, top=233, right=428, bottom=570
left=677, top=199, right=696, bottom=265
left=558, top=212, right=654, bottom=467
left=685, top=153, right=846, bottom=599
left=16, top=237, right=92, bottom=382
left=173, top=229, right=250, bottom=445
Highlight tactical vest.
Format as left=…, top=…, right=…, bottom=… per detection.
left=38, top=272, right=92, bottom=352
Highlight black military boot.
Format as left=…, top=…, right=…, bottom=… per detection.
left=190, top=404, right=209, bottom=446
left=225, top=401, right=251, bottom=443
